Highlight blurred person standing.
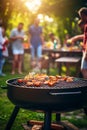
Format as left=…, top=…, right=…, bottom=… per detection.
left=63, top=34, right=71, bottom=47
left=10, top=23, right=24, bottom=74
left=1, top=27, right=9, bottom=76
left=28, top=18, right=44, bottom=69
left=0, top=19, right=8, bottom=76
left=48, top=32, right=61, bottom=58
left=49, top=32, right=61, bottom=49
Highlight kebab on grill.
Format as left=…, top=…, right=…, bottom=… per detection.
left=17, top=73, right=74, bottom=87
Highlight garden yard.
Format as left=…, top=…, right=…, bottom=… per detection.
left=0, top=54, right=87, bottom=130
left=1, top=0, right=87, bottom=129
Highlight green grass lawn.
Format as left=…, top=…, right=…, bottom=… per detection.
left=0, top=54, right=87, bottom=130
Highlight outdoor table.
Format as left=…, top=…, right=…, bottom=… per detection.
left=55, top=57, right=81, bottom=76
left=42, top=48, right=82, bottom=75
left=42, top=48, right=82, bottom=57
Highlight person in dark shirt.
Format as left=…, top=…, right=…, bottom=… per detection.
left=29, top=18, right=44, bottom=69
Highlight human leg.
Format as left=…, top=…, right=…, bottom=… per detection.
left=81, top=69, right=87, bottom=79
left=81, top=57, right=87, bottom=79
left=0, top=57, right=6, bottom=76
left=36, top=45, right=42, bottom=68
left=30, top=46, right=37, bottom=68
left=0, top=49, right=2, bottom=74
left=37, top=45, right=42, bottom=58
left=0, top=48, right=6, bottom=76
left=18, top=54, right=23, bottom=74
left=30, top=45, right=35, bottom=59
left=11, top=54, right=18, bottom=74
left=0, top=49, right=6, bottom=76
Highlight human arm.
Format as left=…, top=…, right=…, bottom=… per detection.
left=10, top=29, right=24, bottom=41
left=28, top=33, right=31, bottom=45
left=10, top=36, right=24, bottom=41
left=67, top=34, right=84, bottom=43
left=3, top=37, right=9, bottom=45
left=40, top=26, right=44, bottom=46
left=0, top=28, right=6, bottom=46
left=40, top=33, right=44, bottom=46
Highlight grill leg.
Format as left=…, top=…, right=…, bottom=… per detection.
left=5, top=106, right=20, bottom=130
left=56, top=113, right=61, bottom=122
left=44, top=111, right=51, bottom=130
left=84, top=108, right=87, bottom=115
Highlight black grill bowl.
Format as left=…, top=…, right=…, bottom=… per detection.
left=6, top=78, right=87, bottom=112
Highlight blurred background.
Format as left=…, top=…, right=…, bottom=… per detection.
left=0, top=0, right=87, bottom=44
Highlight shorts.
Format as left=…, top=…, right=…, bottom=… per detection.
left=12, top=49, right=24, bottom=55
left=81, top=57, right=87, bottom=69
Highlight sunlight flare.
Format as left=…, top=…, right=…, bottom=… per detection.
left=25, top=0, right=41, bottom=13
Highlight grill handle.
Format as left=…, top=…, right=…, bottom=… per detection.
left=0, top=86, right=8, bottom=89
left=49, top=91, right=81, bottom=96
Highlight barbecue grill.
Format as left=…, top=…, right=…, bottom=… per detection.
left=2, top=77, right=87, bottom=130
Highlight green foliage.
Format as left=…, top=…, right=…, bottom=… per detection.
left=0, top=0, right=87, bottom=41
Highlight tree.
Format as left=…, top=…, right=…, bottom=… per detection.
left=0, top=0, right=87, bottom=39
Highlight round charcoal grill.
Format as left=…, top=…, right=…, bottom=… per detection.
left=3, top=77, right=87, bottom=130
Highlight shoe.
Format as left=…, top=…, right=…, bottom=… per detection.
left=0, top=73, right=6, bottom=76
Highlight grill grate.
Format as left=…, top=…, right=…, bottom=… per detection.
left=10, top=78, right=87, bottom=89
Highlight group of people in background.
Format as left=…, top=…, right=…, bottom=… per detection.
left=0, top=18, right=44, bottom=76
left=0, top=7, right=87, bottom=79
left=0, top=21, right=25, bottom=76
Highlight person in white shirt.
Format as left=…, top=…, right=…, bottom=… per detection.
left=10, top=23, right=24, bottom=74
